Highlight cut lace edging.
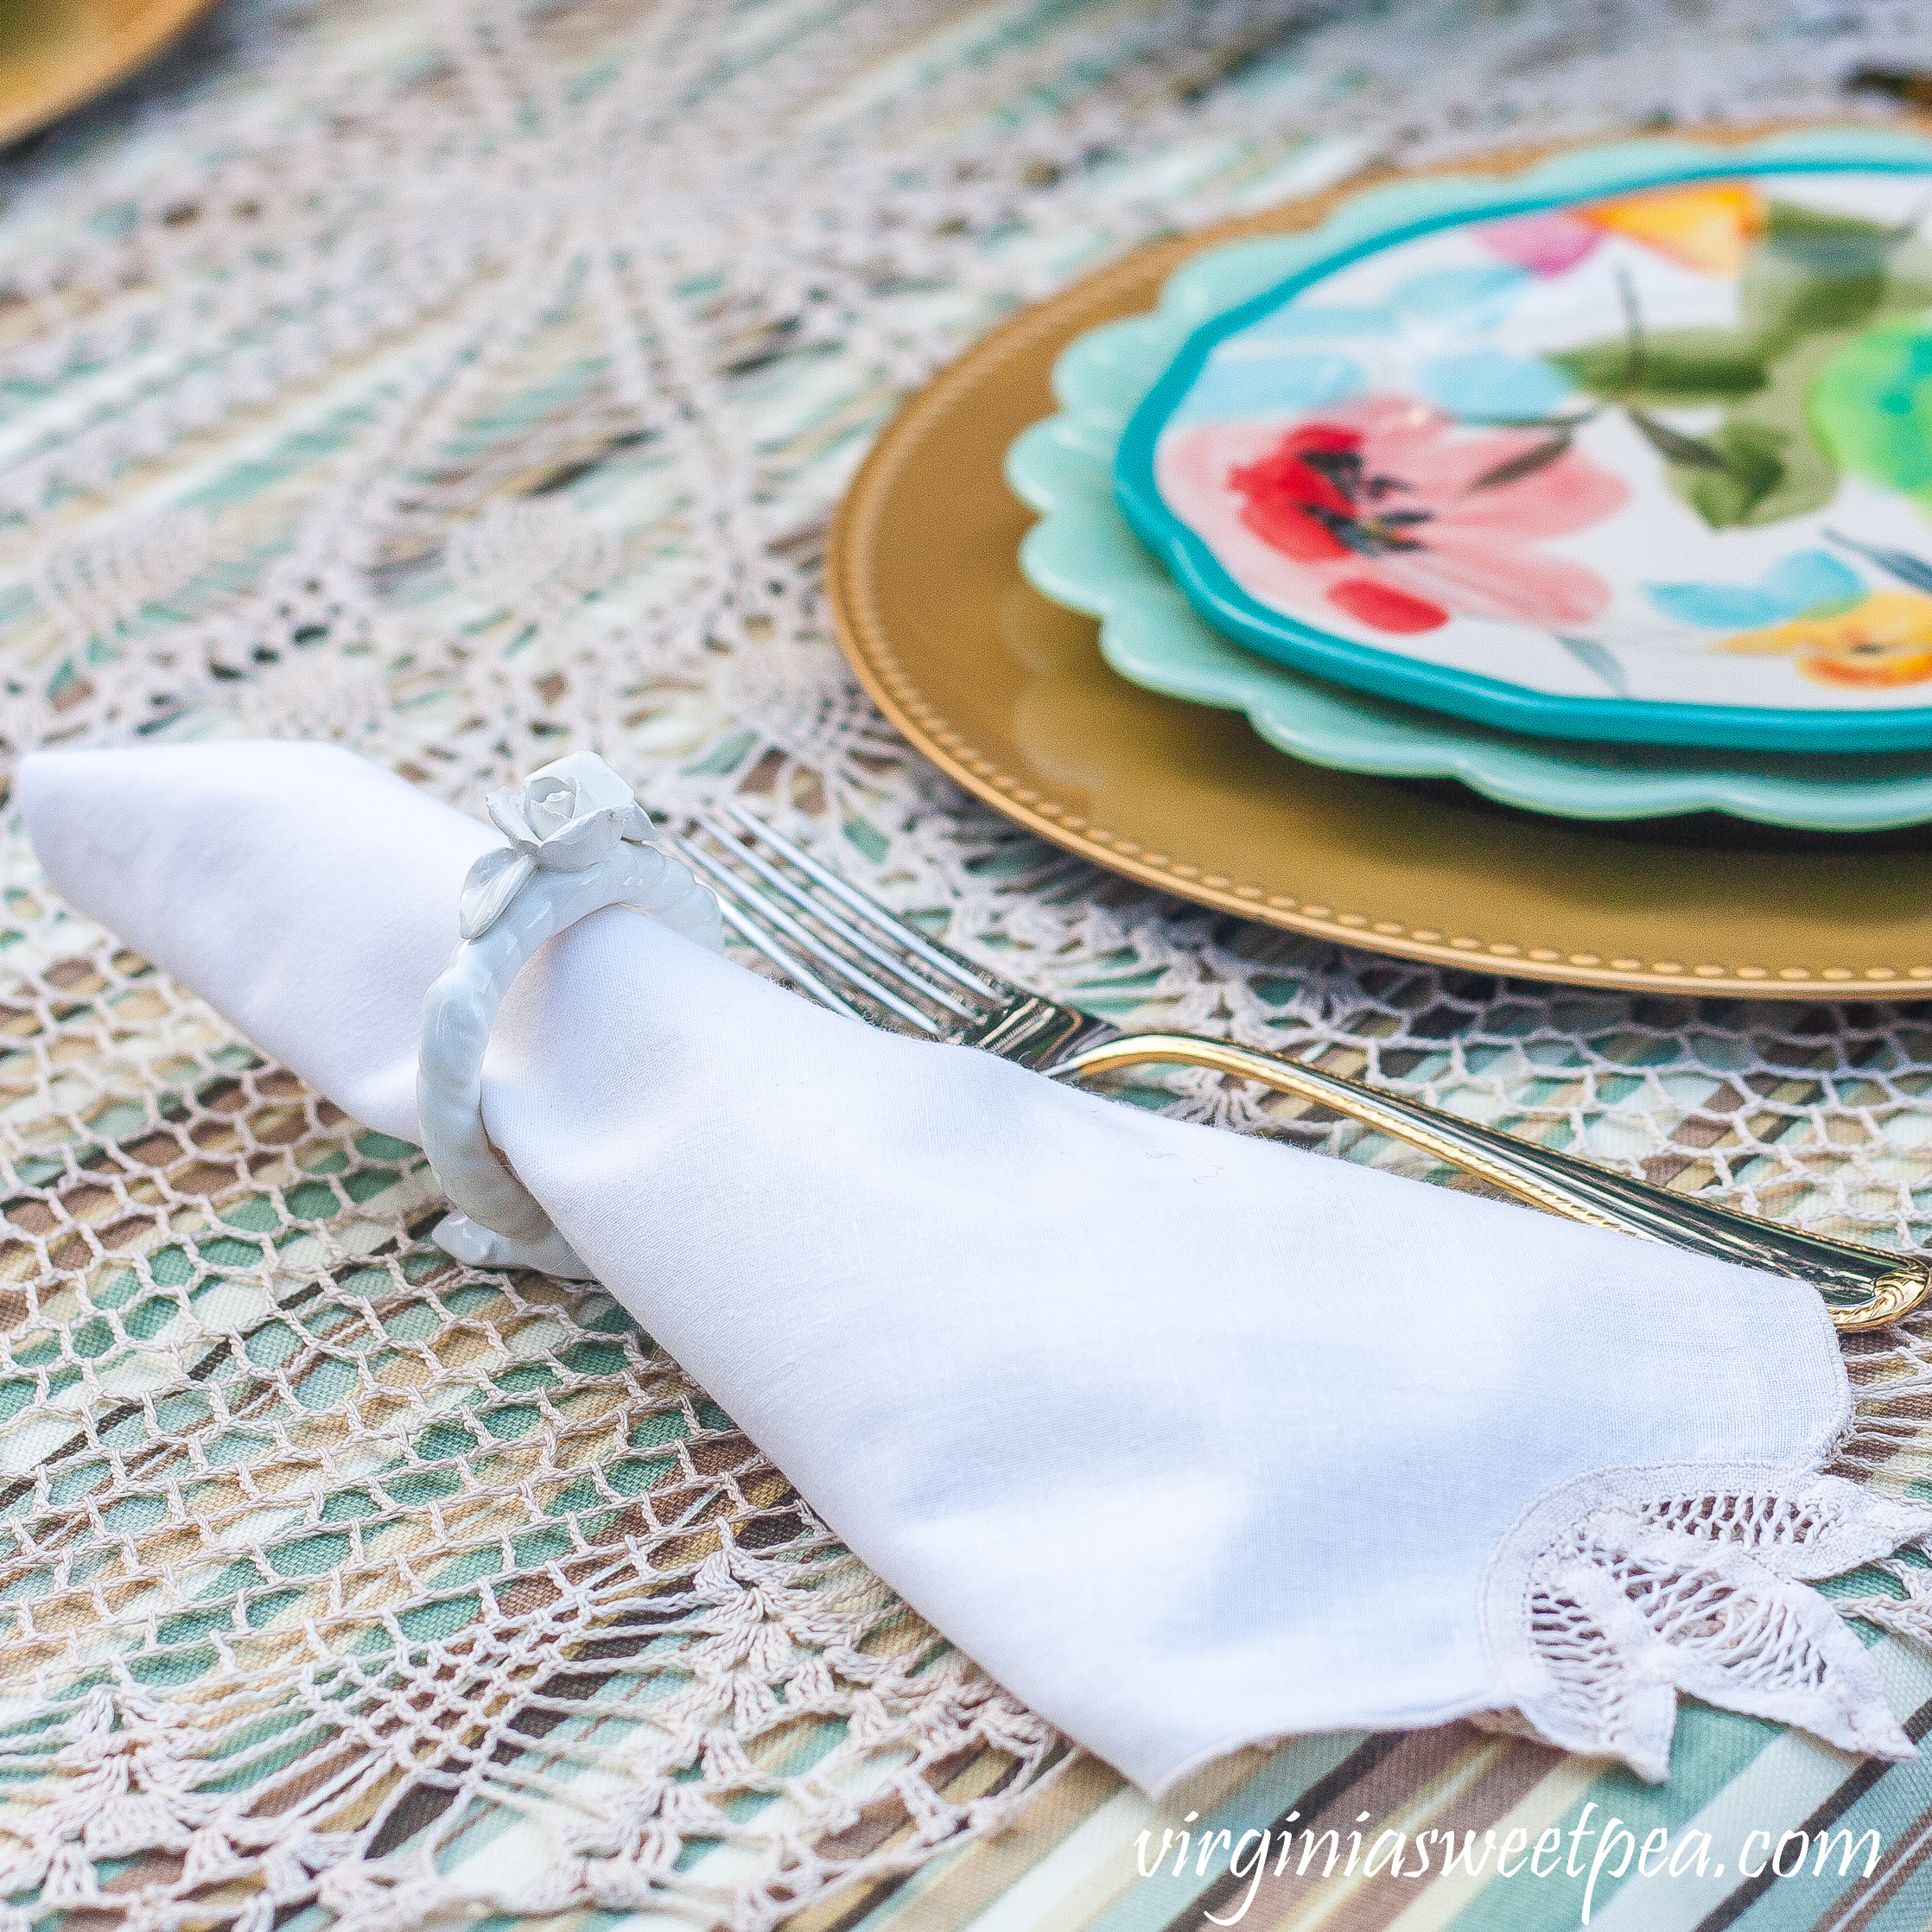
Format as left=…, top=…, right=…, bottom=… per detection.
left=1477, top=1461, right=1932, bottom=1782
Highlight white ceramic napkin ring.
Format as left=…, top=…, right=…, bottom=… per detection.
left=417, top=753, right=722, bottom=1279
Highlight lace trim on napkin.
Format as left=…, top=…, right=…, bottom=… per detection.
left=1478, top=1465, right=1932, bottom=1780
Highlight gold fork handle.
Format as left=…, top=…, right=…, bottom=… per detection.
left=1050, top=1032, right=1929, bottom=1334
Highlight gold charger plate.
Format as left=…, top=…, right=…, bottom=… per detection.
left=828, top=131, right=1932, bottom=1001
left=0, top=0, right=215, bottom=150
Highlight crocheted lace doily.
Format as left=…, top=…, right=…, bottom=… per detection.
left=7, top=2, right=1932, bottom=1928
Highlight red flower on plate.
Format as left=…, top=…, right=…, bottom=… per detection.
left=1156, top=396, right=1626, bottom=635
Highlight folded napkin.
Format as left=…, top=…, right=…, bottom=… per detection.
left=21, top=741, right=1929, bottom=1792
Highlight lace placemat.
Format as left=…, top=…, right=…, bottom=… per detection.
left=5, top=3, right=1932, bottom=1929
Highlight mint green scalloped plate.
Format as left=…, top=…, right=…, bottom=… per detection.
left=1007, top=134, right=1932, bottom=831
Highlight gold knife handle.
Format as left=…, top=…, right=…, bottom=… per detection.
left=1049, top=1032, right=1929, bottom=1333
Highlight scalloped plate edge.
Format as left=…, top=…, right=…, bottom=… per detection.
left=1009, top=133, right=1932, bottom=831
left=1104, top=129, right=1932, bottom=756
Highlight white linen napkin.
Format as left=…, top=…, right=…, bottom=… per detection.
left=20, top=740, right=1929, bottom=1792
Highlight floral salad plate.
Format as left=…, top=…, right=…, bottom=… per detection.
left=1106, top=131, right=1932, bottom=753
left=1013, top=419, right=1932, bottom=832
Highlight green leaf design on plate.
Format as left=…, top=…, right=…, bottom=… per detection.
left=1549, top=329, right=1767, bottom=403
left=1745, top=199, right=1906, bottom=347
left=1812, top=315, right=1932, bottom=511
left=1627, top=406, right=1730, bottom=468
left=1466, top=428, right=1575, bottom=490
left=1552, top=199, right=1932, bottom=528
left=1680, top=336, right=1846, bottom=526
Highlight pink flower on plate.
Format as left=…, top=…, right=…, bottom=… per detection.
left=1477, top=209, right=1604, bottom=276
left=1154, top=395, right=1627, bottom=636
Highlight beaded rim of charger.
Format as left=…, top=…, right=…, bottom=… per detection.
left=415, top=752, right=723, bottom=1279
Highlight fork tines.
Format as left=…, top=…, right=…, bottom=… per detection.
left=670, top=804, right=1006, bottom=1038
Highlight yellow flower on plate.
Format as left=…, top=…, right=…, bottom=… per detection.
left=1719, top=589, right=1932, bottom=687
left=1582, top=182, right=1765, bottom=276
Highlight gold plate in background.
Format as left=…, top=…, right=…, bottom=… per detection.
left=0, top=0, right=215, bottom=151
left=828, top=131, right=1932, bottom=1001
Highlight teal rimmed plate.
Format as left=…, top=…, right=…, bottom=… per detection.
left=1009, top=137, right=1932, bottom=829
left=1107, top=130, right=1932, bottom=753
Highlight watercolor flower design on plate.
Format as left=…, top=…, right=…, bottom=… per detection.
left=1157, top=399, right=1626, bottom=639
left=1147, top=168, right=1932, bottom=713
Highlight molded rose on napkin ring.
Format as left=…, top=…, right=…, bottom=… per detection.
left=417, top=753, right=723, bottom=1278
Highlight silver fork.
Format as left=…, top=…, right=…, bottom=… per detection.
left=670, top=804, right=1929, bottom=1332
